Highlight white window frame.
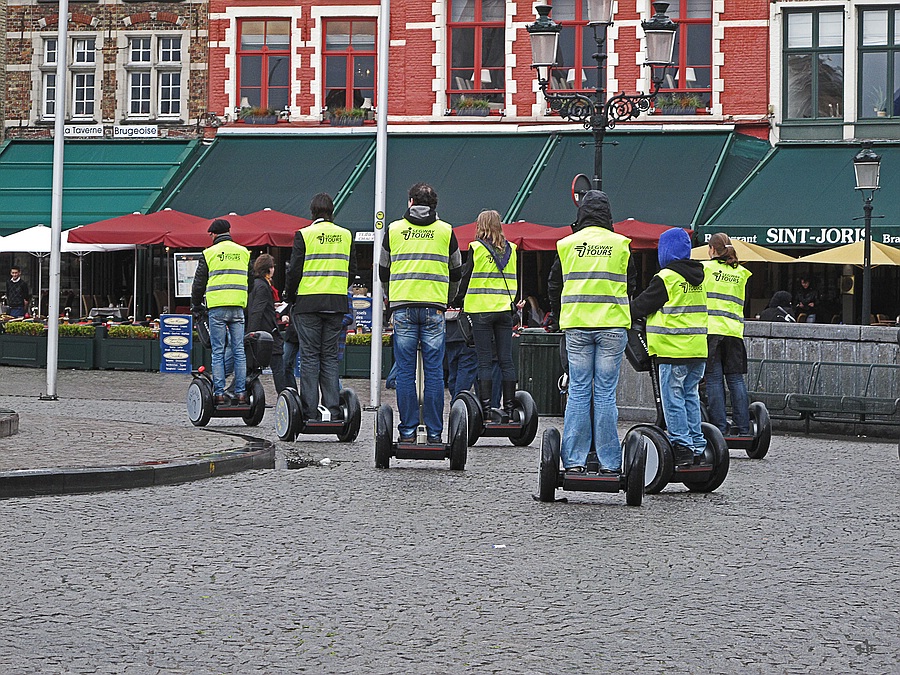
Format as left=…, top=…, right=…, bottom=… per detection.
left=122, top=32, right=188, bottom=121
left=37, top=34, right=101, bottom=121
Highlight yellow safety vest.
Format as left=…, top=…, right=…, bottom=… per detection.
left=203, top=239, right=250, bottom=308
left=646, top=268, right=708, bottom=358
left=463, top=240, right=518, bottom=313
left=297, top=221, right=352, bottom=297
left=388, top=218, right=452, bottom=304
left=557, top=227, right=631, bottom=330
left=702, top=260, right=751, bottom=339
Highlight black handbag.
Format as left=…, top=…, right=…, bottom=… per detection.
left=457, top=310, right=475, bottom=348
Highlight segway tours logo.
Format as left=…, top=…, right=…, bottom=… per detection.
left=713, top=269, right=743, bottom=285
left=678, top=281, right=704, bottom=294
left=217, top=251, right=244, bottom=261
left=317, top=233, right=344, bottom=244
left=574, top=242, right=613, bottom=257
left=402, top=227, right=435, bottom=240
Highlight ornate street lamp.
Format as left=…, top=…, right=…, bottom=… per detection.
left=527, top=2, right=676, bottom=191
left=853, top=142, right=882, bottom=326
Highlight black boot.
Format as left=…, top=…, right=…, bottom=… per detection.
left=478, top=379, right=494, bottom=422
left=502, top=381, right=517, bottom=423
left=673, top=443, right=694, bottom=469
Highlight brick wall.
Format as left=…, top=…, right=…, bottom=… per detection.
left=0, top=0, right=6, bottom=140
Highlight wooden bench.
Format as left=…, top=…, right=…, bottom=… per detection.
left=787, top=362, right=900, bottom=432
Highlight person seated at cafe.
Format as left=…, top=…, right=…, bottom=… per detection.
left=759, top=291, right=796, bottom=322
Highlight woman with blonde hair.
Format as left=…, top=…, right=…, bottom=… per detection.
left=702, top=232, right=752, bottom=436
left=462, top=209, right=518, bottom=421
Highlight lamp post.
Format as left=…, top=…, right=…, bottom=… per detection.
left=527, top=1, right=676, bottom=191
left=853, top=142, right=882, bottom=326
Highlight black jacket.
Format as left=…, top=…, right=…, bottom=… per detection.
left=760, top=290, right=796, bottom=322
left=247, top=276, right=284, bottom=355
left=5, top=278, right=30, bottom=309
left=283, top=221, right=358, bottom=314
left=630, top=258, right=707, bottom=364
left=189, top=233, right=252, bottom=309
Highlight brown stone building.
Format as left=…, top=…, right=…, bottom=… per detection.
left=3, top=0, right=208, bottom=140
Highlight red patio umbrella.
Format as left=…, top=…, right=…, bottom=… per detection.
left=67, top=208, right=203, bottom=245
left=242, top=209, right=312, bottom=247
left=453, top=221, right=568, bottom=251
left=613, top=219, right=693, bottom=251
left=163, top=213, right=272, bottom=248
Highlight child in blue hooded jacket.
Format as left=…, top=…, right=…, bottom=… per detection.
left=631, top=228, right=709, bottom=468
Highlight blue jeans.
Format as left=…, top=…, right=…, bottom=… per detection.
left=392, top=306, right=445, bottom=439
left=282, top=340, right=299, bottom=391
left=562, top=328, right=626, bottom=471
left=660, top=361, right=707, bottom=453
left=209, top=306, right=246, bottom=397
left=8, top=307, right=25, bottom=318
left=445, top=340, right=478, bottom=398
left=706, top=357, right=750, bottom=436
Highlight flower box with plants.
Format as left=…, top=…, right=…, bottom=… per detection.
left=239, top=106, right=279, bottom=125
left=98, top=324, right=159, bottom=371
left=652, top=93, right=707, bottom=115
left=342, top=332, right=393, bottom=378
left=329, top=107, right=368, bottom=127
left=0, top=320, right=47, bottom=368
left=58, top=323, right=98, bottom=369
left=454, top=96, right=492, bottom=116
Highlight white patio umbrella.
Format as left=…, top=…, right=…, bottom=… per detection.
left=0, top=224, right=135, bottom=315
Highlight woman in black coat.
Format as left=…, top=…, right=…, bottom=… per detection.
left=247, top=253, right=287, bottom=392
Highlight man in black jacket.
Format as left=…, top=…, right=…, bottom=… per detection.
left=6, top=266, right=30, bottom=318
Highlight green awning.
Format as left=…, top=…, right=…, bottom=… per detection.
left=516, top=130, right=732, bottom=228
left=162, top=135, right=375, bottom=220
left=335, top=133, right=551, bottom=232
left=0, top=139, right=199, bottom=237
left=700, top=142, right=900, bottom=249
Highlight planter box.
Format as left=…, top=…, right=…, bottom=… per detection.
left=58, top=337, right=95, bottom=369
left=341, top=344, right=392, bottom=379
left=456, top=109, right=490, bottom=116
left=330, top=117, right=365, bottom=127
left=98, top=338, right=159, bottom=371
left=0, top=334, right=47, bottom=368
left=242, top=116, right=278, bottom=125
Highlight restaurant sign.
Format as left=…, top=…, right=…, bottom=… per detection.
left=701, top=227, right=900, bottom=247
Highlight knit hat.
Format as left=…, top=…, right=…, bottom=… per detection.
left=208, top=218, right=231, bottom=234
left=658, top=227, right=692, bottom=268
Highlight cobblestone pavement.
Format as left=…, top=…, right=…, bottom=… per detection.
left=0, top=366, right=898, bottom=673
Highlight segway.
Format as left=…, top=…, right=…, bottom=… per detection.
left=186, top=309, right=271, bottom=427
left=452, top=388, right=539, bottom=447
left=537, top=426, right=646, bottom=506
left=699, top=384, right=772, bottom=459
left=274, top=385, right=362, bottom=442
left=375, top=352, right=468, bottom=470
left=624, top=327, right=730, bottom=494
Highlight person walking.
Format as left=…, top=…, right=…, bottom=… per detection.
left=631, top=228, right=708, bottom=468
left=462, top=209, right=519, bottom=422
left=548, top=190, right=637, bottom=474
left=702, top=232, right=751, bottom=437
left=5, top=266, right=30, bottom=318
left=379, top=182, right=463, bottom=443
left=190, top=219, right=251, bottom=405
left=284, top=193, right=357, bottom=422
left=247, top=253, right=287, bottom=393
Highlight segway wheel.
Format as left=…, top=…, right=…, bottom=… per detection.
left=337, top=388, right=362, bottom=442
left=375, top=404, right=393, bottom=469
left=187, top=378, right=212, bottom=427
left=509, top=390, right=539, bottom=447
left=683, top=422, right=730, bottom=493
left=746, top=402, right=772, bottom=459
left=455, top=390, right=483, bottom=446
left=449, top=398, right=469, bottom=470
left=274, top=388, right=301, bottom=441
left=623, top=431, right=646, bottom=507
left=242, top=378, right=266, bottom=426
left=538, top=428, right=561, bottom=502
left=624, top=424, right=672, bottom=494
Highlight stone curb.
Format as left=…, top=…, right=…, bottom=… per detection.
left=0, top=410, right=19, bottom=439
left=0, top=439, right=276, bottom=499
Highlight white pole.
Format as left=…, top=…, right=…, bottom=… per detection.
left=369, top=0, right=390, bottom=408
left=44, top=0, right=70, bottom=400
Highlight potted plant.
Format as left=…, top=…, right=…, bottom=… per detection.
left=653, top=93, right=704, bottom=115
left=455, top=96, right=492, bottom=116
left=98, top=324, right=159, bottom=371
left=239, top=106, right=279, bottom=125
left=329, top=107, right=367, bottom=127
left=0, top=320, right=47, bottom=367
left=342, top=332, right=393, bottom=378
left=868, top=86, right=889, bottom=117
left=58, top=322, right=97, bottom=369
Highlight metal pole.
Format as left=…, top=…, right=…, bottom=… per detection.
left=591, top=25, right=608, bottom=191
left=862, top=196, right=873, bottom=326
left=44, top=0, right=70, bottom=400
left=369, top=0, right=390, bottom=409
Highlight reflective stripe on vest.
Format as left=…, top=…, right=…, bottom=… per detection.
left=702, top=260, right=751, bottom=338
left=297, top=221, right=352, bottom=297
left=646, top=268, right=708, bottom=358
left=388, top=218, right=452, bottom=304
left=203, top=240, right=250, bottom=308
left=557, top=228, right=631, bottom=330
left=463, top=240, right=518, bottom=313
